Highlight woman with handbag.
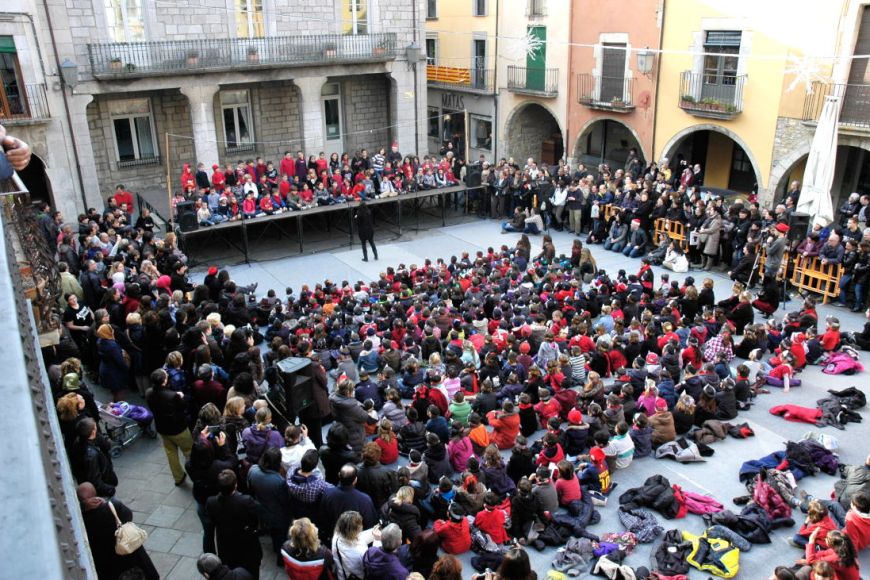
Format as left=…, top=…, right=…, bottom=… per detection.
left=76, top=482, right=158, bottom=580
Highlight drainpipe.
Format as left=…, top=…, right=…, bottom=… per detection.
left=411, top=0, right=420, bottom=154
left=493, top=0, right=499, bottom=160
left=40, top=0, right=88, bottom=211
left=650, top=0, right=666, bottom=162
left=566, top=0, right=573, bottom=163
left=0, top=12, right=48, bottom=78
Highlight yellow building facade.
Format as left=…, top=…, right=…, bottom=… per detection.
left=424, top=0, right=499, bottom=161
left=654, top=0, right=846, bottom=205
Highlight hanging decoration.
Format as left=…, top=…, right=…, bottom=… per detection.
left=506, top=30, right=546, bottom=62
left=784, top=54, right=831, bottom=94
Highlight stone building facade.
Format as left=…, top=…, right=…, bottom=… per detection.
left=2, top=0, right=426, bottom=220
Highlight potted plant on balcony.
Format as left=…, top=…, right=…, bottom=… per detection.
left=611, top=96, right=625, bottom=108
left=110, top=57, right=123, bottom=72
left=373, top=38, right=389, bottom=57
left=323, top=42, right=337, bottom=58
left=699, top=97, right=722, bottom=111
left=186, top=50, right=200, bottom=67
left=680, top=94, right=696, bottom=107
left=247, top=45, right=259, bottom=64
left=124, top=63, right=136, bottom=73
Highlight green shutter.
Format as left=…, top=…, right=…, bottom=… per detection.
left=0, top=36, right=16, bottom=54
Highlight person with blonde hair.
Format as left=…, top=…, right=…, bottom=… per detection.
left=332, top=510, right=381, bottom=580
left=281, top=517, right=334, bottom=578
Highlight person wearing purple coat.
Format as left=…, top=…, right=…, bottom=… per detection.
left=362, top=523, right=410, bottom=580
left=240, top=407, right=284, bottom=464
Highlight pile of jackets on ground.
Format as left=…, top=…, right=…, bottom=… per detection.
left=654, top=420, right=756, bottom=463
left=651, top=527, right=741, bottom=578
left=618, top=475, right=724, bottom=520
left=769, top=386, right=865, bottom=429
left=739, top=439, right=839, bottom=484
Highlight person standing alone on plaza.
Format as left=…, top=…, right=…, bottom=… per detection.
left=355, top=201, right=378, bottom=262
left=146, top=368, right=194, bottom=486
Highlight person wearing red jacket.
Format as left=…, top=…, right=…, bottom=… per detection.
left=844, top=492, right=869, bottom=553
left=279, top=151, right=296, bottom=178
left=211, top=164, right=225, bottom=192
left=180, top=163, right=195, bottom=193
left=534, top=389, right=561, bottom=428
left=474, top=492, right=510, bottom=544
left=241, top=192, right=257, bottom=218
left=535, top=432, right=565, bottom=467
left=433, top=504, right=471, bottom=554
left=801, top=529, right=860, bottom=580
left=486, top=401, right=520, bottom=450
left=792, top=500, right=838, bottom=549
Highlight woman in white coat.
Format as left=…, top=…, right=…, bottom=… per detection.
left=663, top=241, right=690, bottom=273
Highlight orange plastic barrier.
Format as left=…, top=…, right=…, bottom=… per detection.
left=652, top=218, right=689, bottom=250
left=789, top=255, right=843, bottom=304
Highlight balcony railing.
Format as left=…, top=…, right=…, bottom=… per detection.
left=0, top=84, right=50, bottom=125
left=427, top=65, right=495, bottom=94
left=87, top=33, right=398, bottom=79
left=678, top=70, right=745, bottom=119
left=803, top=82, right=870, bottom=129
left=577, top=73, right=635, bottom=112
left=507, top=66, right=558, bottom=97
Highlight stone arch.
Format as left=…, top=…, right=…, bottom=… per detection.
left=768, top=144, right=812, bottom=200
left=660, top=123, right=764, bottom=193
left=503, top=101, right=564, bottom=165
left=572, top=117, right=647, bottom=169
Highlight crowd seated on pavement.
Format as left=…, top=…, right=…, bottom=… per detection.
left=39, top=143, right=870, bottom=580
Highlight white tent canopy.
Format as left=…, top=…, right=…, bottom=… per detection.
left=796, top=95, right=840, bottom=229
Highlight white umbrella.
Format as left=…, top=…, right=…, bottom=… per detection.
left=796, top=95, right=840, bottom=228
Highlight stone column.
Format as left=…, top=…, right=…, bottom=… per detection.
left=294, top=76, right=326, bottom=155
left=179, top=85, right=220, bottom=167
left=389, top=67, right=422, bottom=156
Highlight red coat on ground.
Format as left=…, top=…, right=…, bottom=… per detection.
left=769, top=404, right=822, bottom=424
left=487, top=410, right=520, bottom=450
left=433, top=518, right=472, bottom=554
left=474, top=506, right=510, bottom=544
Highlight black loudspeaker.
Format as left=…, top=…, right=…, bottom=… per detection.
left=465, top=164, right=482, bottom=188
left=275, top=357, right=313, bottom=418
left=788, top=212, right=811, bottom=243
left=176, top=201, right=198, bottom=232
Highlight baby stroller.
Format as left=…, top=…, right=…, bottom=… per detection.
left=98, top=401, right=156, bottom=458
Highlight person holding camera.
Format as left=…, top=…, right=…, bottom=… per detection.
left=146, top=367, right=194, bottom=487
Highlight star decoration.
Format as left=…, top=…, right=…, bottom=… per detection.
left=506, top=31, right=546, bottom=62
left=784, top=54, right=829, bottom=94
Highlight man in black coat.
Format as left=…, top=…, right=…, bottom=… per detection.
left=354, top=201, right=378, bottom=261
left=320, top=464, right=379, bottom=543
left=206, top=470, right=262, bottom=579
left=146, top=368, right=194, bottom=486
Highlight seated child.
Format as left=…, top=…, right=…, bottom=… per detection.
left=433, top=504, right=471, bottom=554
left=473, top=492, right=511, bottom=544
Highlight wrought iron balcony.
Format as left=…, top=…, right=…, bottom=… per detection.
left=427, top=65, right=495, bottom=94
left=803, top=82, right=870, bottom=129
left=678, top=70, right=745, bottom=119
left=577, top=73, right=635, bottom=112
left=0, top=83, right=50, bottom=125
left=87, top=33, right=398, bottom=79
left=507, top=66, right=558, bottom=97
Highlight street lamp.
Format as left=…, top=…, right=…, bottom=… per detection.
left=636, top=47, right=655, bottom=77
left=406, top=42, right=420, bottom=70
left=60, top=59, right=79, bottom=90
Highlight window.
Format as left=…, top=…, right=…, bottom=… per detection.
left=427, top=0, right=437, bottom=19
left=109, top=98, right=157, bottom=166
left=471, top=115, right=492, bottom=151
left=526, top=0, right=545, bottom=17
left=105, top=0, right=145, bottom=42
left=703, top=30, right=741, bottom=85
left=236, top=0, right=264, bottom=39
left=221, top=90, right=254, bottom=152
left=473, top=0, right=487, bottom=17
left=343, top=0, right=368, bottom=35
left=0, top=38, right=26, bottom=119
left=425, top=37, right=437, bottom=66
left=427, top=107, right=440, bottom=138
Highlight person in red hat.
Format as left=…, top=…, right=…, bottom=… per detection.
left=765, top=222, right=790, bottom=279
left=211, top=164, right=226, bottom=192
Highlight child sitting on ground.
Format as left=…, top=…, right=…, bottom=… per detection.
left=474, top=492, right=511, bottom=545
left=518, top=392, right=538, bottom=437
left=561, top=408, right=589, bottom=459
left=467, top=413, right=491, bottom=455
left=398, top=407, right=427, bottom=454
left=363, top=399, right=378, bottom=436
left=448, top=390, right=472, bottom=426
left=536, top=432, right=565, bottom=467
left=433, top=503, right=471, bottom=555
left=510, top=477, right=543, bottom=544
left=506, top=435, right=536, bottom=484
left=630, top=413, right=653, bottom=458
left=791, top=499, right=838, bottom=549
left=604, top=394, right=625, bottom=434
left=375, top=418, right=398, bottom=465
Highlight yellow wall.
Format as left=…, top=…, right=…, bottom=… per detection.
left=654, top=0, right=846, bottom=192
left=424, top=0, right=497, bottom=69
left=704, top=132, right=734, bottom=188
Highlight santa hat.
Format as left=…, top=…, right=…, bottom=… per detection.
left=212, top=164, right=219, bottom=170
left=391, top=142, right=399, bottom=149
left=655, top=398, right=669, bottom=411
left=645, top=352, right=659, bottom=365
left=207, top=266, right=218, bottom=276
left=775, top=222, right=790, bottom=233
left=631, top=219, right=641, bottom=225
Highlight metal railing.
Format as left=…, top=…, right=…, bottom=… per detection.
left=87, top=33, right=398, bottom=78
left=577, top=73, right=634, bottom=110
left=678, top=70, right=745, bottom=119
left=0, top=83, right=50, bottom=124
left=507, top=66, right=559, bottom=97
left=426, top=65, right=495, bottom=93
left=526, top=0, right=546, bottom=16
left=803, top=82, right=870, bottom=129
left=117, top=156, right=161, bottom=169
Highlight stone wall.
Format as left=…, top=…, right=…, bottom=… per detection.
left=343, top=74, right=391, bottom=154
left=505, top=103, right=561, bottom=167
left=212, top=81, right=302, bottom=167
left=87, top=90, right=195, bottom=205
left=766, top=116, right=815, bottom=206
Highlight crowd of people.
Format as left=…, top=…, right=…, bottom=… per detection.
left=171, top=143, right=467, bottom=226
left=34, top=139, right=870, bottom=580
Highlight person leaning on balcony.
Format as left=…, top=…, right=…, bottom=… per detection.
left=0, top=122, right=32, bottom=172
